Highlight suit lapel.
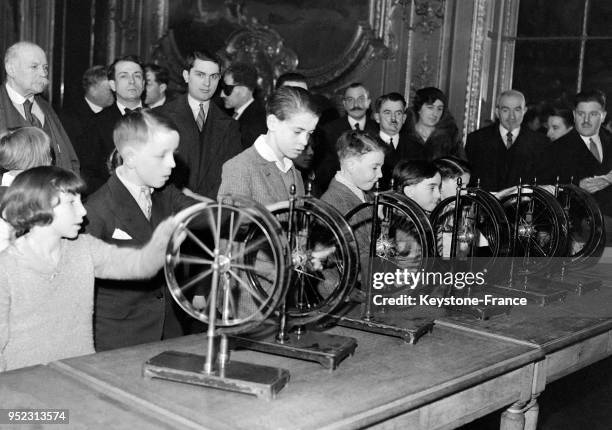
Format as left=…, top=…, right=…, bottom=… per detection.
left=107, top=175, right=153, bottom=243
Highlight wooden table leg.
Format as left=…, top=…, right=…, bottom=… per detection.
left=500, top=401, right=526, bottom=430
left=524, top=396, right=539, bottom=430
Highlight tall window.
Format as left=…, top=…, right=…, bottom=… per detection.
left=512, top=0, right=612, bottom=104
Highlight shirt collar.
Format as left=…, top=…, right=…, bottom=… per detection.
left=148, top=96, right=166, bottom=109
left=116, top=101, right=143, bottom=116
left=347, top=116, right=366, bottom=131
left=379, top=130, right=399, bottom=148
left=115, top=166, right=154, bottom=201
left=1, top=170, right=19, bottom=187
left=234, top=97, right=254, bottom=119
left=253, top=135, right=293, bottom=173
left=84, top=97, right=104, bottom=114
left=335, top=171, right=365, bottom=202
left=5, top=83, right=31, bottom=105
left=499, top=125, right=520, bottom=142
left=187, top=94, right=210, bottom=119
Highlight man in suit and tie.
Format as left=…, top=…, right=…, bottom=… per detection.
left=157, top=50, right=242, bottom=198
left=84, top=55, right=145, bottom=194
left=60, top=65, right=114, bottom=192
left=314, top=83, right=379, bottom=192
left=373, top=92, right=409, bottom=189
left=220, top=62, right=266, bottom=149
left=547, top=90, right=612, bottom=219
left=144, top=63, right=170, bottom=109
left=465, top=89, right=548, bottom=192
left=0, top=41, right=79, bottom=173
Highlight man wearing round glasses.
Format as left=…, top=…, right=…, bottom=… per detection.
left=220, top=63, right=266, bottom=149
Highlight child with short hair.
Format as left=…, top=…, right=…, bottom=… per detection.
left=218, top=85, right=320, bottom=205
left=0, top=166, right=176, bottom=371
left=393, top=159, right=441, bottom=213
left=85, top=109, right=200, bottom=351
left=0, top=127, right=54, bottom=251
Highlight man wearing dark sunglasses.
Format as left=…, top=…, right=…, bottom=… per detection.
left=221, top=63, right=266, bottom=149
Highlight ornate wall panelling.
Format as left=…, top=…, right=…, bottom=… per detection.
left=460, top=0, right=520, bottom=136
left=405, top=0, right=446, bottom=101
left=146, top=0, right=408, bottom=103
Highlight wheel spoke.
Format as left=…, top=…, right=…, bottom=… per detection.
left=179, top=267, right=214, bottom=294
left=230, top=235, right=271, bottom=261
left=176, top=254, right=214, bottom=266
left=227, top=268, right=268, bottom=305
left=185, top=229, right=214, bottom=258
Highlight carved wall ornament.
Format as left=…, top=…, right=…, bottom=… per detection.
left=412, top=0, right=445, bottom=35
left=148, top=0, right=399, bottom=97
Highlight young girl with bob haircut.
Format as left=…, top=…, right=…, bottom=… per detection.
left=0, top=127, right=54, bottom=251
left=0, top=166, right=176, bottom=371
left=0, top=126, right=53, bottom=188
left=218, top=85, right=320, bottom=205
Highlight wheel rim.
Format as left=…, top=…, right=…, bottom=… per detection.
left=501, top=186, right=569, bottom=275
left=430, top=188, right=512, bottom=282
left=261, top=196, right=359, bottom=326
left=345, top=191, right=436, bottom=294
left=165, top=196, right=290, bottom=335
left=557, top=184, right=605, bottom=269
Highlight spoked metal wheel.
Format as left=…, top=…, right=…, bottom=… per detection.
left=501, top=186, right=569, bottom=276
left=430, top=187, right=512, bottom=282
left=556, top=183, right=605, bottom=269
left=345, top=191, right=436, bottom=294
left=257, top=196, right=360, bottom=327
left=165, top=196, right=291, bottom=335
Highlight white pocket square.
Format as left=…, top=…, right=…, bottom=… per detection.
left=111, top=228, right=133, bottom=240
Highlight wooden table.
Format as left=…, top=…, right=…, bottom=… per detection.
left=436, top=268, right=612, bottom=430
left=0, top=365, right=176, bottom=429
left=0, top=325, right=540, bottom=430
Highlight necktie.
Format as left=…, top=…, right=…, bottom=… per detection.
left=389, top=137, right=394, bottom=148
left=23, top=99, right=42, bottom=128
left=354, top=123, right=360, bottom=131
left=506, top=131, right=513, bottom=149
left=589, top=138, right=601, bottom=163
left=139, top=186, right=152, bottom=220
left=196, top=103, right=206, bottom=132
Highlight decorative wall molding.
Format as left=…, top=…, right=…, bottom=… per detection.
left=412, top=0, right=445, bottom=35
left=463, top=0, right=488, bottom=134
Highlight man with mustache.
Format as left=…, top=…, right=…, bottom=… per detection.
left=0, top=41, right=79, bottom=173
left=547, top=90, right=612, bottom=220
left=465, top=89, right=548, bottom=192
left=314, top=83, right=379, bottom=193
left=374, top=92, right=409, bottom=189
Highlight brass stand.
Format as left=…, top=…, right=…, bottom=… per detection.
left=444, top=285, right=513, bottom=320
left=144, top=347, right=289, bottom=400
left=333, top=301, right=434, bottom=344
left=231, top=323, right=357, bottom=371
left=487, top=276, right=567, bottom=306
